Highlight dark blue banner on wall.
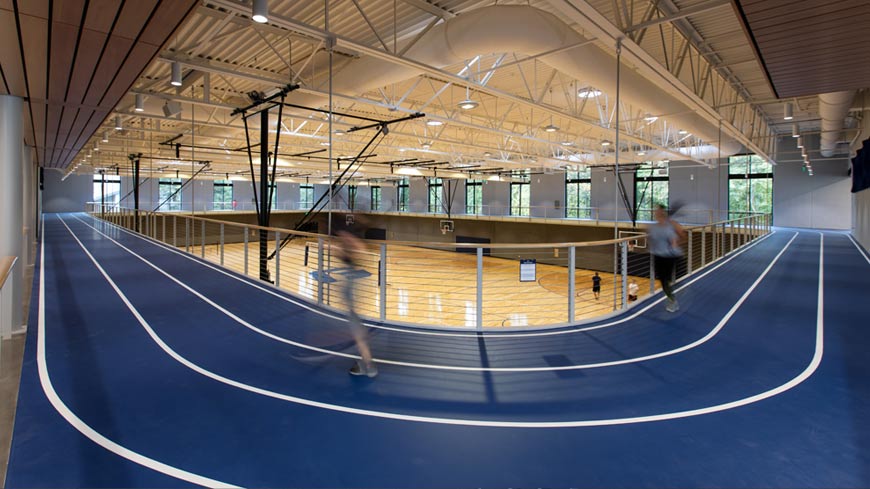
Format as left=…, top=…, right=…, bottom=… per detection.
left=852, top=138, right=870, bottom=193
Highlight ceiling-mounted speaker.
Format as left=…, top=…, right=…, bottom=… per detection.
left=163, top=100, right=182, bottom=117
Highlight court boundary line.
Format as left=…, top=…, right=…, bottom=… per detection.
left=36, top=217, right=240, bottom=488
left=66, top=214, right=796, bottom=372
left=55, top=216, right=825, bottom=428
left=78, top=213, right=776, bottom=339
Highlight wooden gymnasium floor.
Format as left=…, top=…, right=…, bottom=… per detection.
left=188, top=239, right=654, bottom=327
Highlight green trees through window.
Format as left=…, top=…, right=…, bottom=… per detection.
left=213, top=179, right=233, bottom=210
left=370, top=186, right=381, bottom=211
left=510, top=170, right=530, bottom=216
left=398, top=178, right=409, bottom=212
left=428, top=177, right=442, bottom=213
left=728, top=154, right=772, bottom=220
left=466, top=179, right=482, bottom=214
left=158, top=178, right=183, bottom=211
left=566, top=167, right=591, bottom=218
left=635, top=162, right=669, bottom=221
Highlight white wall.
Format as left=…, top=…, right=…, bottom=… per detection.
left=774, top=135, right=852, bottom=230
left=42, top=170, right=92, bottom=213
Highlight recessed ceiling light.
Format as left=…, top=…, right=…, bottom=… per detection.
left=561, top=141, right=574, bottom=146
left=578, top=88, right=602, bottom=98
left=320, top=141, right=330, bottom=146
left=637, top=151, right=646, bottom=156
left=483, top=151, right=492, bottom=157
left=426, top=120, right=444, bottom=126
left=421, top=142, right=432, bottom=149
left=600, top=140, right=612, bottom=146
left=170, top=61, right=182, bottom=87
left=678, top=129, right=689, bottom=135
left=252, top=0, right=268, bottom=23
left=643, top=114, right=658, bottom=123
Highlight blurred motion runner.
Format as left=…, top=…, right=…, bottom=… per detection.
left=649, top=204, right=685, bottom=312
left=335, top=225, right=378, bottom=377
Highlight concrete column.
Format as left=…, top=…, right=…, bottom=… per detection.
left=21, top=145, right=35, bottom=267
left=0, top=94, right=24, bottom=334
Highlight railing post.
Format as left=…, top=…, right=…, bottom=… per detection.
left=379, top=243, right=387, bottom=321
left=649, top=252, right=656, bottom=295
left=730, top=222, right=734, bottom=251
left=185, top=217, right=190, bottom=252
left=620, top=241, right=628, bottom=309
left=200, top=219, right=206, bottom=258
left=568, top=246, right=575, bottom=322
left=162, top=214, right=166, bottom=243
left=317, top=238, right=324, bottom=305
left=243, top=227, right=249, bottom=276
left=173, top=215, right=177, bottom=247
left=220, top=223, right=225, bottom=266
left=701, top=228, right=707, bottom=266
left=687, top=230, right=694, bottom=274
left=476, top=247, right=483, bottom=330
left=274, top=230, right=280, bottom=287
left=713, top=222, right=718, bottom=260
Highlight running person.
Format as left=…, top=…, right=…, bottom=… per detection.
left=335, top=229, right=377, bottom=377
left=648, top=204, right=685, bottom=312
left=592, top=272, right=601, bottom=300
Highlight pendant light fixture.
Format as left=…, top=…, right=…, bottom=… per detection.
left=457, top=85, right=478, bottom=110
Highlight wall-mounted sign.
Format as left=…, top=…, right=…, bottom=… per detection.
left=519, top=259, right=536, bottom=282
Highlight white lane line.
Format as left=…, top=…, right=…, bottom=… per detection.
left=58, top=216, right=825, bottom=428
left=69, top=215, right=796, bottom=372
left=39, top=217, right=240, bottom=488
left=78, top=213, right=776, bottom=339
left=847, top=233, right=870, bottom=265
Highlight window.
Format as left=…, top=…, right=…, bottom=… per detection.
left=213, top=179, right=233, bottom=211
left=370, top=186, right=381, bottom=211
left=635, top=162, right=669, bottom=221
left=397, top=177, right=409, bottom=212
left=93, top=174, right=121, bottom=207
left=428, top=177, right=443, bottom=213
left=565, top=167, right=592, bottom=219
left=268, top=182, right=277, bottom=210
left=466, top=179, right=483, bottom=214
left=158, top=177, right=183, bottom=211
left=348, top=185, right=357, bottom=211
left=510, top=170, right=530, bottom=216
left=300, top=184, right=314, bottom=209
left=728, top=154, right=772, bottom=220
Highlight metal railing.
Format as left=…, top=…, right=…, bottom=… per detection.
left=108, top=200, right=738, bottom=226
left=86, top=203, right=771, bottom=329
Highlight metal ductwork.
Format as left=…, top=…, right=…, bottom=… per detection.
left=294, top=5, right=741, bottom=158
left=818, top=91, right=855, bottom=157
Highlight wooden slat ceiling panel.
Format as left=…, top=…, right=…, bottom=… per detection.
left=0, top=0, right=197, bottom=168
left=44, top=21, right=77, bottom=168
left=736, top=0, right=870, bottom=97
left=19, top=12, right=47, bottom=165
left=0, top=9, right=26, bottom=95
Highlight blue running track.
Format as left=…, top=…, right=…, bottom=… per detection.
left=5, top=213, right=870, bottom=488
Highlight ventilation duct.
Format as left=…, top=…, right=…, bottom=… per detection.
left=293, top=5, right=741, bottom=157
left=818, top=91, right=855, bottom=157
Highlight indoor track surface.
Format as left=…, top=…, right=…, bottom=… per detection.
left=6, top=213, right=870, bottom=488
